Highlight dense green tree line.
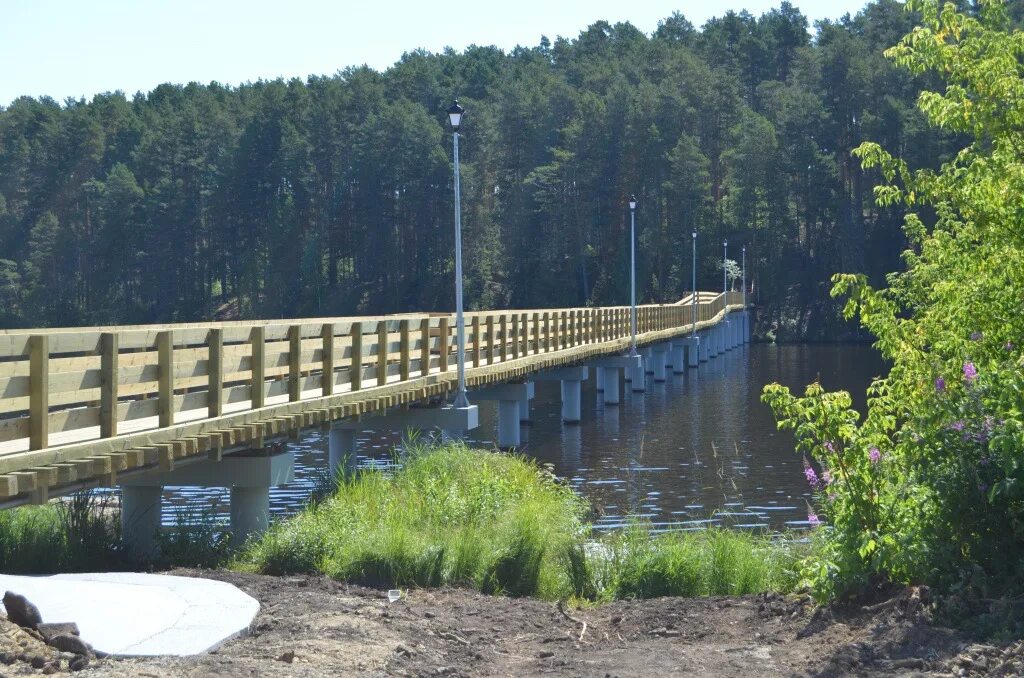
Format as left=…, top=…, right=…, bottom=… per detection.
left=0, top=1, right=970, bottom=335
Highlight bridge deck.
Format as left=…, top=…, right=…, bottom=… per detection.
left=0, top=292, right=744, bottom=503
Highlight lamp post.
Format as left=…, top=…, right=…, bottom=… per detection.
left=742, top=245, right=746, bottom=307
left=723, top=240, right=728, bottom=298
left=448, top=100, right=469, bottom=409
left=629, top=195, right=638, bottom=356
left=691, top=231, right=697, bottom=336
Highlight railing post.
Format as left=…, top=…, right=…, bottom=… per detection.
left=351, top=322, right=363, bottom=390
left=250, top=326, right=264, bottom=409
left=400, top=319, right=411, bottom=382
left=472, top=316, right=481, bottom=367
left=158, top=330, right=175, bottom=427
left=208, top=329, right=223, bottom=417
left=100, top=332, right=118, bottom=438
left=486, top=315, right=495, bottom=365
left=420, top=318, right=430, bottom=377
left=289, top=325, right=302, bottom=402
left=29, top=335, right=48, bottom=450
left=500, top=315, right=508, bottom=362
left=322, top=323, right=335, bottom=396
left=511, top=315, right=519, bottom=359
left=377, top=321, right=388, bottom=387
left=438, top=317, right=449, bottom=372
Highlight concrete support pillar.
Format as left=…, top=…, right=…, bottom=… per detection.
left=643, top=348, right=654, bottom=374
left=699, top=333, right=710, bottom=362
left=651, top=345, right=667, bottom=382
left=602, top=367, right=621, bottom=405
left=596, top=367, right=605, bottom=392
left=630, top=358, right=646, bottom=392
left=519, top=397, right=530, bottom=423
left=723, top=321, right=733, bottom=351
left=230, top=486, right=270, bottom=544
left=686, top=336, right=700, bottom=368
left=561, top=379, right=582, bottom=424
left=670, top=343, right=686, bottom=374
left=732, top=318, right=740, bottom=348
left=329, top=426, right=357, bottom=478
left=121, top=485, right=162, bottom=559
left=497, top=399, right=522, bottom=448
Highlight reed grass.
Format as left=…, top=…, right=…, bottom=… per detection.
left=242, top=443, right=801, bottom=600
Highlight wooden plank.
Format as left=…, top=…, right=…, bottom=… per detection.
left=0, top=476, right=17, bottom=499
left=322, top=323, right=334, bottom=396
left=419, top=318, right=430, bottom=377
left=400, top=320, right=410, bottom=382
left=350, top=322, right=362, bottom=391
left=511, top=314, right=520, bottom=359
left=100, top=332, right=118, bottom=438
left=208, top=328, right=223, bottom=417
left=377, top=321, right=388, bottom=387
left=438, top=317, right=449, bottom=372
left=250, top=326, right=265, bottom=408
left=288, top=325, right=301, bottom=402
left=157, top=330, right=174, bottom=428
left=485, top=316, right=495, bottom=365
left=533, top=313, right=540, bottom=355
left=500, top=316, right=508, bottom=362
left=29, top=335, right=48, bottom=450
left=472, top=316, right=481, bottom=367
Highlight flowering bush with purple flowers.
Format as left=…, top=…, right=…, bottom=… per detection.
left=764, top=0, right=1024, bottom=601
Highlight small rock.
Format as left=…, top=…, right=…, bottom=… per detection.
left=277, top=650, right=296, bottom=663
left=3, top=592, right=42, bottom=629
left=69, top=655, right=90, bottom=672
left=395, top=644, right=414, bottom=658
left=42, top=662, right=60, bottom=675
left=30, top=655, right=47, bottom=669
left=610, top=616, right=622, bottom=625
left=37, top=622, right=80, bottom=642
left=48, top=634, right=90, bottom=656
left=0, top=651, right=16, bottom=665
left=538, top=651, right=554, bottom=659
left=424, top=611, right=436, bottom=619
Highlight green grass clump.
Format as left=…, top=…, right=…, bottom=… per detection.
left=240, top=442, right=588, bottom=598
left=0, top=492, right=124, bottom=573
left=241, top=443, right=800, bottom=601
left=595, top=524, right=800, bottom=599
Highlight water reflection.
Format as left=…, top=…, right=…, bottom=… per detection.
left=159, top=343, right=885, bottom=531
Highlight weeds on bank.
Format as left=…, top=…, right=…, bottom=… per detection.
left=241, top=443, right=800, bottom=600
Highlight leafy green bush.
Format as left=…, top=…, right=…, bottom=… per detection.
left=763, top=0, right=1024, bottom=600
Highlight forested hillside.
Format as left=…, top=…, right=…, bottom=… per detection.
left=0, top=1, right=977, bottom=337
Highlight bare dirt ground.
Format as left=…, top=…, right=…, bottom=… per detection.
left=1, top=569, right=1019, bottom=677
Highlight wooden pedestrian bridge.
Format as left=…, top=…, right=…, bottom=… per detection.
left=0, top=291, right=747, bottom=548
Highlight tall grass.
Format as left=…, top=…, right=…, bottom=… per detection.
left=0, top=492, right=125, bottom=573
left=241, top=442, right=588, bottom=598
left=242, top=443, right=801, bottom=600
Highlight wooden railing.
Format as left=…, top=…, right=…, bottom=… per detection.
left=0, top=292, right=744, bottom=499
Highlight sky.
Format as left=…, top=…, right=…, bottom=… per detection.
left=1, top=0, right=874, bottom=107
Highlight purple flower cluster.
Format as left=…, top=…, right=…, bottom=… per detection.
left=1005, top=341, right=1015, bottom=352
left=804, top=459, right=820, bottom=490
left=963, top=361, right=978, bottom=384
left=869, top=447, right=882, bottom=464
left=951, top=420, right=966, bottom=431
left=971, top=331, right=983, bottom=341
left=807, top=512, right=821, bottom=527
left=935, top=376, right=946, bottom=393
left=824, top=441, right=835, bottom=453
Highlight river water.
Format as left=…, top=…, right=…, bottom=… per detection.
left=160, top=343, right=886, bottom=532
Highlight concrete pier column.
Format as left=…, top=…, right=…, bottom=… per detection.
left=670, top=343, right=686, bottom=374
left=329, top=425, right=357, bottom=478
left=561, top=379, right=582, bottom=423
left=651, top=345, right=668, bottom=382
left=602, top=367, right=621, bottom=405
left=230, top=486, right=270, bottom=544
left=497, top=399, right=522, bottom=448
left=699, top=333, right=710, bottom=362
left=686, top=336, right=700, bottom=367
left=121, top=485, right=162, bottom=558
left=644, top=348, right=655, bottom=374
left=596, top=367, right=605, bottom=392
left=630, top=358, right=646, bottom=392
left=723, top=321, right=733, bottom=351
left=732, top=318, right=740, bottom=348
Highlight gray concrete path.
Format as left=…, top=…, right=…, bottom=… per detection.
left=0, top=572, right=259, bottom=656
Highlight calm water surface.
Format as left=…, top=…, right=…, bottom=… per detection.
left=161, top=343, right=886, bottom=531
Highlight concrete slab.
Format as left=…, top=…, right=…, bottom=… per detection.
left=0, top=572, right=258, bottom=657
